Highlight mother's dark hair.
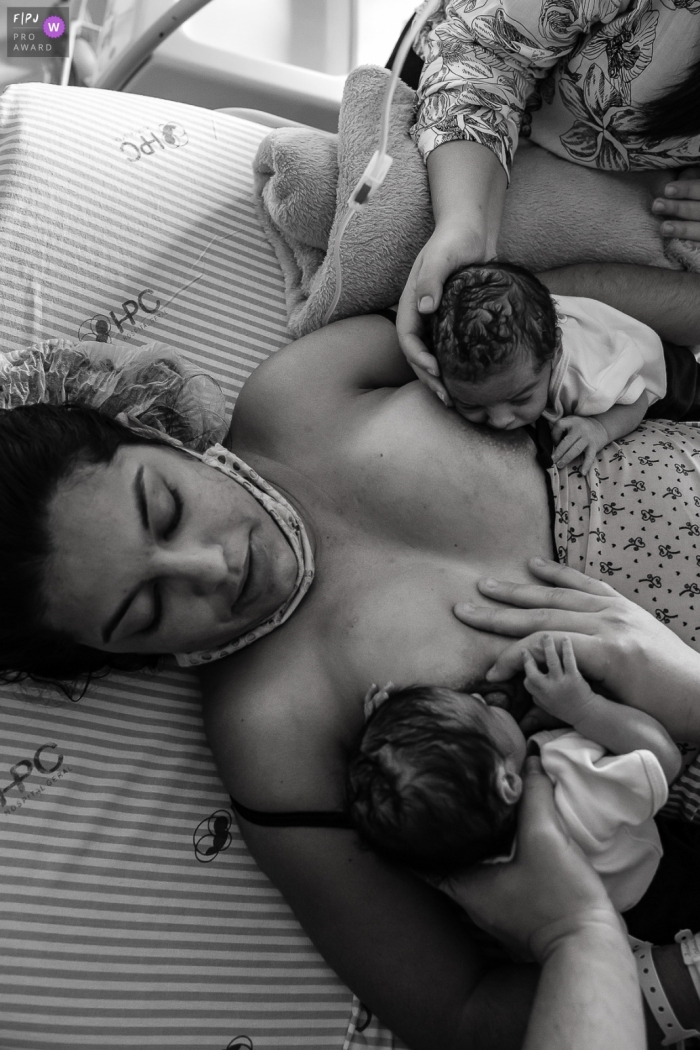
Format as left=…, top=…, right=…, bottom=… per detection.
left=0, top=403, right=162, bottom=697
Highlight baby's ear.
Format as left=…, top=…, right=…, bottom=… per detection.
left=495, top=765, right=522, bottom=806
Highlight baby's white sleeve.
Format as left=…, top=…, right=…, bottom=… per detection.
left=553, top=297, right=667, bottom=417
left=538, top=731, right=668, bottom=850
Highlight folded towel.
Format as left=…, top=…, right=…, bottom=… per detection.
left=254, top=65, right=700, bottom=338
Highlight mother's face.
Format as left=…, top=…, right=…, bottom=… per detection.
left=42, top=444, right=299, bottom=655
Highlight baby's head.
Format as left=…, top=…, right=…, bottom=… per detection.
left=431, top=262, right=560, bottom=430
left=347, top=685, right=527, bottom=878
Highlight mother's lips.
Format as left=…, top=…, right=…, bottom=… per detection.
left=231, top=544, right=252, bottom=610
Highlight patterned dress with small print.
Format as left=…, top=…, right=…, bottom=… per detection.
left=549, top=418, right=700, bottom=821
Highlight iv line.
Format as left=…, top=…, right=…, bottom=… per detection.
left=321, top=0, right=441, bottom=328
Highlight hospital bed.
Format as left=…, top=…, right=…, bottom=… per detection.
left=0, top=3, right=412, bottom=1044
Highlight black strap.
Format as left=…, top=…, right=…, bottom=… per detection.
left=526, top=419, right=558, bottom=555
left=230, top=795, right=353, bottom=829
left=385, top=15, right=425, bottom=89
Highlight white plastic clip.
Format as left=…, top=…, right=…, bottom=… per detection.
left=349, top=151, right=394, bottom=208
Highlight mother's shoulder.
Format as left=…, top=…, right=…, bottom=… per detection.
left=227, top=314, right=402, bottom=460
left=198, top=637, right=353, bottom=808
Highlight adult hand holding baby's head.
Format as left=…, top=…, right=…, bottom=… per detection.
left=397, top=222, right=493, bottom=407
left=442, top=755, right=619, bottom=962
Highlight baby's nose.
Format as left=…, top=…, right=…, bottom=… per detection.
left=488, top=407, right=515, bottom=429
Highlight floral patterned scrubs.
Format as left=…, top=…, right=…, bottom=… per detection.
left=412, top=0, right=700, bottom=176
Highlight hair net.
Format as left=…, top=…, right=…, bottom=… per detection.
left=0, top=339, right=228, bottom=452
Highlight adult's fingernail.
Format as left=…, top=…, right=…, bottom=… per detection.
left=531, top=556, right=547, bottom=566
left=419, top=296, right=433, bottom=312
left=486, top=667, right=503, bottom=681
left=665, top=184, right=678, bottom=196
left=437, top=390, right=446, bottom=404
left=480, top=577, right=498, bottom=589
left=455, top=602, right=476, bottom=613
left=427, top=365, right=439, bottom=377
left=662, top=222, right=675, bottom=236
left=652, top=199, right=666, bottom=213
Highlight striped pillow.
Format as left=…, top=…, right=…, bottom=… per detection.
left=0, top=82, right=394, bottom=1050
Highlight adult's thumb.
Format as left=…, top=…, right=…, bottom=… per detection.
left=517, top=756, right=558, bottom=846
left=415, top=259, right=449, bottom=315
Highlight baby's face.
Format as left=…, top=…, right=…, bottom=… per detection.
left=445, top=357, right=551, bottom=430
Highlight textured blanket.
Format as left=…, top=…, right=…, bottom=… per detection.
left=254, top=65, right=700, bottom=338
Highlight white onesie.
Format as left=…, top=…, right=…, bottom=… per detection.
left=531, top=728, right=669, bottom=913
left=542, top=295, right=667, bottom=425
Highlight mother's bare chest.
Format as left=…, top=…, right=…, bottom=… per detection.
left=316, top=386, right=553, bottom=558
left=290, top=395, right=554, bottom=693
left=238, top=386, right=554, bottom=711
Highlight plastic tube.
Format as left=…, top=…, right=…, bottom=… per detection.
left=321, top=0, right=441, bottom=328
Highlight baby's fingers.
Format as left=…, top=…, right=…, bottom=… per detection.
left=542, top=634, right=564, bottom=677
left=523, top=653, right=544, bottom=695
left=555, top=436, right=587, bottom=468
left=561, top=636, right=579, bottom=678
left=580, top=442, right=598, bottom=476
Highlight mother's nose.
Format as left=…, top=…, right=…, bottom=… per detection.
left=155, top=545, right=230, bottom=593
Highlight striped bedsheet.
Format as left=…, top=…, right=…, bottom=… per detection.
left=0, top=82, right=395, bottom=1050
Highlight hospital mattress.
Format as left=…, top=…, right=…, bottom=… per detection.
left=0, top=82, right=394, bottom=1050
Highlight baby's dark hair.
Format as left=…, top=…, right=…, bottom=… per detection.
left=347, top=686, right=518, bottom=878
left=431, top=262, right=559, bottom=385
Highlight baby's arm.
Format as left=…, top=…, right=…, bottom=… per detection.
left=523, top=635, right=681, bottom=783
left=552, top=391, right=649, bottom=474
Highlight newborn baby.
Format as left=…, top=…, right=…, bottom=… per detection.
left=431, top=262, right=700, bottom=474
left=347, top=636, right=680, bottom=913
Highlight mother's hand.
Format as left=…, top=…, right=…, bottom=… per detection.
left=652, top=167, right=700, bottom=241
left=454, top=557, right=700, bottom=741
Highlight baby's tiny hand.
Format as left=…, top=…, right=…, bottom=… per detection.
left=551, top=415, right=608, bottom=475
left=523, top=635, right=596, bottom=724
left=363, top=681, right=395, bottom=720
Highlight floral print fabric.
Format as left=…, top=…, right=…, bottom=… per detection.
left=549, top=419, right=700, bottom=820
left=412, top=0, right=700, bottom=176
left=550, top=419, right=700, bottom=646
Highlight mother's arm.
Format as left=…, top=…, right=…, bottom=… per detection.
left=540, top=264, right=700, bottom=346
left=230, top=314, right=415, bottom=460
left=199, top=662, right=537, bottom=1050
left=238, top=822, right=537, bottom=1050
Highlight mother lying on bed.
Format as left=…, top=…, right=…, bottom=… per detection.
left=2, top=261, right=700, bottom=1049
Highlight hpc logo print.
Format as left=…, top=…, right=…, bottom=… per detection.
left=0, top=742, right=68, bottom=815
left=119, top=122, right=189, bottom=163
left=193, top=809, right=233, bottom=863
left=78, top=288, right=162, bottom=342
left=7, top=7, right=69, bottom=57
